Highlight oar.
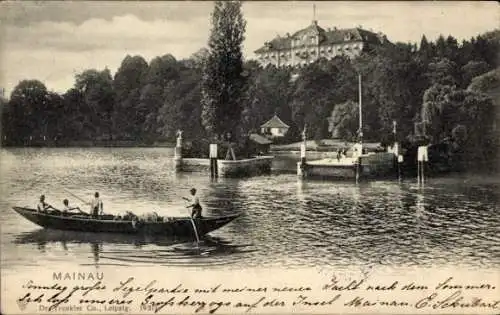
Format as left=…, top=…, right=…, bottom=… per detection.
left=63, top=188, right=91, bottom=205
left=183, top=199, right=200, bottom=248
left=63, top=188, right=90, bottom=214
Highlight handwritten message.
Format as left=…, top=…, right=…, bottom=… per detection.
left=11, top=271, right=500, bottom=314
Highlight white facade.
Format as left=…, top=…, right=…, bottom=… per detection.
left=254, top=22, right=387, bottom=68
left=261, top=127, right=288, bottom=137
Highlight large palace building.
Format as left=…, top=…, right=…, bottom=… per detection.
left=254, top=19, right=389, bottom=68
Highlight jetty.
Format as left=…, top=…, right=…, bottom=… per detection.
left=297, top=75, right=401, bottom=181
left=173, top=131, right=274, bottom=178
left=298, top=147, right=397, bottom=180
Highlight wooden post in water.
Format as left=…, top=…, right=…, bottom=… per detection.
left=355, top=159, right=360, bottom=184
left=209, top=143, right=218, bottom=178
left=398, top=154, right=403, bottom=182
left=356, top=74, right=363, bottom=185
left=421, top=160, right=425, bottom=185
left=417, top=160, right=420, bottom=184
left=298, top=142, right=307, bottom=177
left=174, top=130, right=183, bottom=171
left=298, top=124, right=307, bottom=178
left=417, top=145, right=428, bottom=186
left=392, top=120, right=400, bottom=181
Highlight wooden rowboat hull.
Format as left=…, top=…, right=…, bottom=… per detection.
left=12, top=207, right=240, bottom=237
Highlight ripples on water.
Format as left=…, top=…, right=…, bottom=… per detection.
left=1, top=148, right=499, bottom=272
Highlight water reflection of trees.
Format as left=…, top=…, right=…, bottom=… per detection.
left=202, top=178, right=249, bottom=235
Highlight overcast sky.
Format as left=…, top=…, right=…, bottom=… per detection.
left=0, top=1, right=498, bottom=96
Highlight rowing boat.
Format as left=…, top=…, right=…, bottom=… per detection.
left=12, top=207, right=240, bottom=237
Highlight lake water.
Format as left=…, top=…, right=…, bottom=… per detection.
left=1, top=148, right=499, bottom=275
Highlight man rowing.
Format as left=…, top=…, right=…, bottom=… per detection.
left=62, top=199, right=84, bottom=214
left=37, top=195, right=56, bottom=212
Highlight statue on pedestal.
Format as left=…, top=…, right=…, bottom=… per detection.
left=176, top=130, right=183, bottom=147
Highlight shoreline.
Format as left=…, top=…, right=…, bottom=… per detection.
left=0, top=143, right=176, bottom=149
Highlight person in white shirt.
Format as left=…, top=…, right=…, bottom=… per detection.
left=90, top=192, right=103, bottom=218
left=184, top=188, right=202, bottom=218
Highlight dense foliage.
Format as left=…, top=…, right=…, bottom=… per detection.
left=201, top=1, right=247, bottom=140
left=1, top=23, right=498, bottom=169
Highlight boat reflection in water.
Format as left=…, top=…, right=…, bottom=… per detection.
left=13, top=228, right=256, bottom=267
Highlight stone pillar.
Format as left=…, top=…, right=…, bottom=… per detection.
left=297, top=140, right=307, bottom=178
left=417, top=145, right=428, bottom=185
left=398, top=154, right=403, bottom=182
left=174, top=130, right=183, bottom=171
left=209, top=143, right=218, bottom=178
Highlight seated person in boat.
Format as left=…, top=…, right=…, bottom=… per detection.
left=138, top=211, right=160, bottom=222
left=37, top=195, right=56, bottom=212
left=90, top=192, right=103, bottom=217
left=184, top=188, right=202, bottom=219
left=62, top=199, right=82, bottom=214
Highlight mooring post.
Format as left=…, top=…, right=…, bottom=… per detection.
left=355, top=160, right=360, bottom=184
left=298, top=142, right=307, bottom=178
left=298, top=125, right=308, bottom=178
left=353, top=142, right=362, bottom=184
left=398, top=154, right=403, bottom=182
left=421, top=159, right=425, bottom=185
left=209, top=143, right=218, bottom=178
left=417, top=161, right=420, bottom=185
left=417, top=145, right=428, bottom=186
left=174, top=130, right=183, bottom=171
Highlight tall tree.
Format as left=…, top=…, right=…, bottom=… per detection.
left=157, top=66, right=203, bottom=140
left=61, top=87, right=91, bottom=141
left=75, top=69, right=115, bottom=140
left=426, top=58, right=459, bottom=86
left=8, top=80, right=49, bottom=144
left=201, top=1, right=247, bottom=140
left=421, top=83, right=457, bottom=143
left=461, top=60, right=490, bottom=88
left=1, top=95, right=11, bottom=145
left=290, top=62, right=338, bottom=140
left=113, top=55, right=148, bottom=139
left=418, top=35, right=433, bottom=63
left=242, top=65, right=292, bottom=133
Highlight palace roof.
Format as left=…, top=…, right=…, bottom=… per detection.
left=255, top=23, right=386, bottom=54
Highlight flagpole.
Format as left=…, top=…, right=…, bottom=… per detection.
left=358, top=74, right=363, bottom=145
left=355, top=74, right=363, bottom=185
